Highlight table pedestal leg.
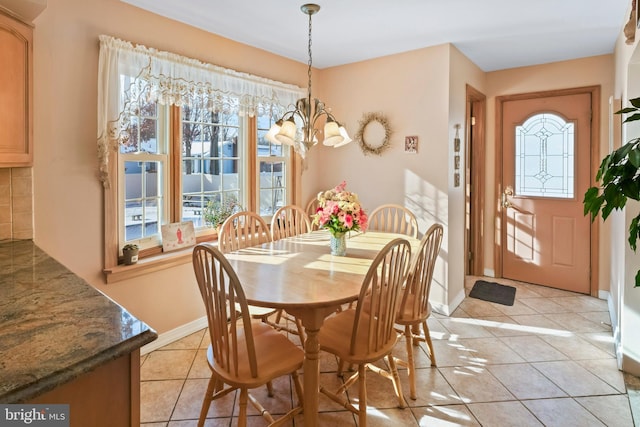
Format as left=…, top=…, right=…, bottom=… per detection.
left=303, top=326, right=320, bottom=427
left=287, top=306, right=338, bottom=427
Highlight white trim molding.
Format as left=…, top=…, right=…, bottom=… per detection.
left=141, top=316, right=208, bottom=355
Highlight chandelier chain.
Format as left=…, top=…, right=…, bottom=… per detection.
left=307, top=10, right=313, bottom=101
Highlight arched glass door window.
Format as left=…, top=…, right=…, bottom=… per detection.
left=515, top=113, right=574, bottom=198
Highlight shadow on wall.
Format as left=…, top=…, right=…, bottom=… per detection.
left=404, top=168, right=449, bottom=314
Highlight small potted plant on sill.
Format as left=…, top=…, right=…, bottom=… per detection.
left=203, top=194, right=242, bottom=232
left=122, top=243, right=139, bottom=265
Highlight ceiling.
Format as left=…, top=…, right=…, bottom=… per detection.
left=122, top=0, right=630, bottom=72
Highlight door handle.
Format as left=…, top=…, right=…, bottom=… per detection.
left=501, top=185, right=514, bottom=209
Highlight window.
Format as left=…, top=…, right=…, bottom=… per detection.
left=98, top=35, right=304, bottom=274
left=180, top=99, right=243, bottom=229
left=257, top=112, right=288, bottom=218
left=118, top=85, right=168, bottom=249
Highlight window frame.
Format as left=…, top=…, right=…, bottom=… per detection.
left=175, top=104, right=247, bottom=235
left=104, top=109, right=298, bottom=283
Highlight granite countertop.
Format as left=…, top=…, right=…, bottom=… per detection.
left=0, top=240, right=157, bottom=403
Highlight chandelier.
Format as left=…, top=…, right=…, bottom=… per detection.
left=265, top=3, right=352, bottom=158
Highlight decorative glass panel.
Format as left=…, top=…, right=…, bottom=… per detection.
left=515, top=113, right=574, bottom=198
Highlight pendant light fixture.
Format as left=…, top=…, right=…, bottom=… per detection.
left=265, top=3, right=352, bottom=158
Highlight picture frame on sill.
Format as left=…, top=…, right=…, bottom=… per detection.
left=161, top=221, right=196, bottom=252
left=404, top=135, right=418, bottom=154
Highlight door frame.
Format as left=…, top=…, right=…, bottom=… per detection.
left=494, top=86, right=600, bottom=297
left=466, top=85, right=486, bottom=276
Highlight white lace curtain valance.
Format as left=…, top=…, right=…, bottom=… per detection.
left=97, top=35, right=305, bottom=187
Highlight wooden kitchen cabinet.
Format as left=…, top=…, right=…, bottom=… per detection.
left=0, top=10, right=32, bottom=167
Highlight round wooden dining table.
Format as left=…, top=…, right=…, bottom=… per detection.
left=223, top=230, right=418, bottom=427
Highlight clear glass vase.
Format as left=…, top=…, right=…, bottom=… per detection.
left=330, top=233, right=347, bottom=256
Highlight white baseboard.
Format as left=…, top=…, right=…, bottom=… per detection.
left=603, top=290, right=623, bottom=369
left=141, top=316, right=208, bottom=355
left=483, top=268, right=495, bottom=278
left=432, top=287, right=466, bottom=316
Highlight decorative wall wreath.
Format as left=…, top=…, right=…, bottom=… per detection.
left=356, top=112, right=392, bottom=156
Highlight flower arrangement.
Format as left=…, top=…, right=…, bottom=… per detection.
left=312, top=181, right=368, bottom=236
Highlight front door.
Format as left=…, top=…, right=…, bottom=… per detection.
left=500, top=92, right=591, bottom=293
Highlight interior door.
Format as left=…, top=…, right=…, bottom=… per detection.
left=500, top=93, right=591, bottom=293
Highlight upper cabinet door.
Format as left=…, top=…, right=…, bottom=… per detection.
left=0, top=11, right=32, bottom=167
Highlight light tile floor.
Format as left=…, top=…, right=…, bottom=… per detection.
left=140, top=276, right=639, bottom=426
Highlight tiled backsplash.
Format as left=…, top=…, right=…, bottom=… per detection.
left=0, top=168, right=33, bottom=240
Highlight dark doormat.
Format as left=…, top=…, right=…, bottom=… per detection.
left=469, top=280, right=516, bottom=306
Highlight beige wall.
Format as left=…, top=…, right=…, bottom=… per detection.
left=305, top=44, right=485, bottom=313
left=26, top=0, right=619, bottom=337
left=308, top=46, right=454, bottom=305
left=485, top=55, right=615, bottom=292
left=446, top=46, right=487, bottom=309
left=613, top=13, right=640, bottom=375
left=31, top=0, right=308, bottom=334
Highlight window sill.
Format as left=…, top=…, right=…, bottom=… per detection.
left=103, top=247, right=194, bottom=284
left=104, top=234, right=218, bottom=284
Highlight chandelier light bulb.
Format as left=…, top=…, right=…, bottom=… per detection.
left=265, top=119, right=283, bottom=144
left=333, top=126, right=353, bottom=148
left=275, top=116, right=297, bottom=146
left=322, top=118, right=344, bottom=146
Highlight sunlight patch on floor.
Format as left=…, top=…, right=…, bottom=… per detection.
left=447, top=317, right=573, bottom=337
left=416, top=405, right=475, bottom=426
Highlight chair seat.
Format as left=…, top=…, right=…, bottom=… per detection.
left=318, top=309, right=398, bottom=364
left=396, top=295, right=431, bottom=325
left=209, top=321, right=304, bottom=389
left=237, top=303, right=278, bottom=318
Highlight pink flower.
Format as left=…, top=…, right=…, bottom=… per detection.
left=359, top=210, right=369, bottom=231
left=335, top=181, right=347, bottom=192
left=343, top=214, right=354, bottom=229
left=318, top=210, right=331, bottom=225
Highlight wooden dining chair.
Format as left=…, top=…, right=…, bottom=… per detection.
left=271, top=204, right=311, bottom=240
left=269, top=204, right=309, bottom=340
left=318, top=238, right=412, bottom=426
left=192, top=243, right=304, bottom=427
left=367, top=204, right=419, bottom=238
left=217, top=211, right=279, bottom=325
left=395, top=223, right=443, bottom=399
left=218, top=210, right=273, bottom=253
left=305, top=197, right=320, bottom=230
